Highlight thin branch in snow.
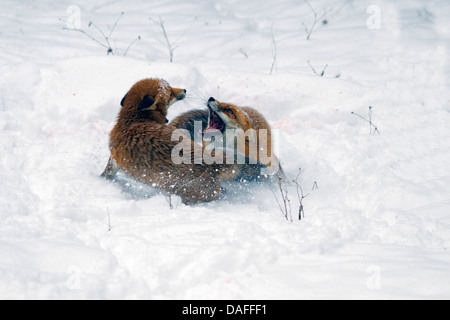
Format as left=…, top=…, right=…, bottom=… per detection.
left=292, top=168, right=318, bottom=221
left=150, top=16, right=182, bottom=63
left=239, top=48, right=248, bottom=59
left=106, top=208, right=112, bottom=232
left=61, top=12, right=140, bottom=56
left=351, top=106, right=380, bottom=135
left=270, top=21, right=278, bottom=75
left=369, top=106, right=374, bottom=135
left=108, top=11, right=124, bottom=39
left=87, top=12, right=123, bottom=55
left=272, top=174, right=293, bottom=222
left=307, top=60, right=328, bottom=77
left=61, top=21, right=109, bottom=49
left=87, top=12, right=125, bottom=55
left=123, top=35, right=141, bottom=57
left=164, top=193, right=174, bottom=210
left=302, top=0, right=332, bottom=40
left=88, top=20, right=114, bottom=54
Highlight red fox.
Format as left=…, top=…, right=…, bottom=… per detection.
left=101, top=78, right=236, bottom=205
left=170, top=98, right=283, bottom=181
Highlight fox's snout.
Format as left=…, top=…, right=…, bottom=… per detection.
left=175, top=89, right=187, bottom=101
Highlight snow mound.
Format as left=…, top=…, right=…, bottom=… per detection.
left=0, top=0, right=450, bottom=299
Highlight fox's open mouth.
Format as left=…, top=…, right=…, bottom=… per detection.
left=203, top=106, right=225, bottom=134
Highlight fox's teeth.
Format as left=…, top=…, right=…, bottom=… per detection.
left=203, top=110, right=225, bottom=134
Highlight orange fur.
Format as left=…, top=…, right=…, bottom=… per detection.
left=207, top=98, right=281, bottom=180
left=208, top=100, right=273, bottom=164
left=102, top=79, right=232, bottom=205
left=170, top=98, right=282, bottom=182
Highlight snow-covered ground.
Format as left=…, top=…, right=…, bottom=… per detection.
left=1, top=0, right=450, bottom=299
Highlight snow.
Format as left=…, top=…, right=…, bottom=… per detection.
left=1, top=0, right=450, bottom=299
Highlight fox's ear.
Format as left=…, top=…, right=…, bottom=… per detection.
left=120, top=94, right=127, bottom=107
left=139, top=95, right=157, bottom=111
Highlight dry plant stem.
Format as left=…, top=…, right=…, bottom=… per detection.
left=270, top=21, right=277, bottom=74
left=351, top=106, right=380, bottom=135
left=88, top=11, right=124, bottom=55
left=307, top=60, right=328, bottom=76
left=302, top=0, right=331, bottom=40
left=88, top=21, right=114, bottom=54
left=124, top=35, right=141, bottom=57
left=293, top=168, right=318, bottom=220
left=239, top=48, right=248, bottom=59
left=107, top=208, right=112, bottom=232
left=165, top=193, right=174, bottom=210
left=62, top=24, right=108, bottom=49
left=61, top=12, right=140, bottom=56
left=150, top=16, right=180, bottom=63
left=273, top=174, right=293, bottom=222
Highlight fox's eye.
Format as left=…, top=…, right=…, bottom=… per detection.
left=224, top=108, right=236, bottom=119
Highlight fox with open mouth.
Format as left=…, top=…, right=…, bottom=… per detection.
left=170, top=97, right=283, bottom=182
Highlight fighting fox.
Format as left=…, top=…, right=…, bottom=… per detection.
left=102, top=78, right=240, bottom=204
left=170, top=97, right=283, bottom=181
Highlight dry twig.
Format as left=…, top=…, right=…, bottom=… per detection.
left=307, top=60, right=328, bottom=77
left=61, top=12, right=140, bottom=56
left=292, top=169, right=318, bottom=220
left=150, top=16, right=185, bottom=63
left=302, top=0, right=332, bottom=40
left=351, top=106, right=380, bottom=135
left=270, top=21, right=278, bottom=74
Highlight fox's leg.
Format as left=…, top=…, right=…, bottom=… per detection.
left=177, top=176, right=222, bottom=205
left=100, top=155, right=120, bottom=179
